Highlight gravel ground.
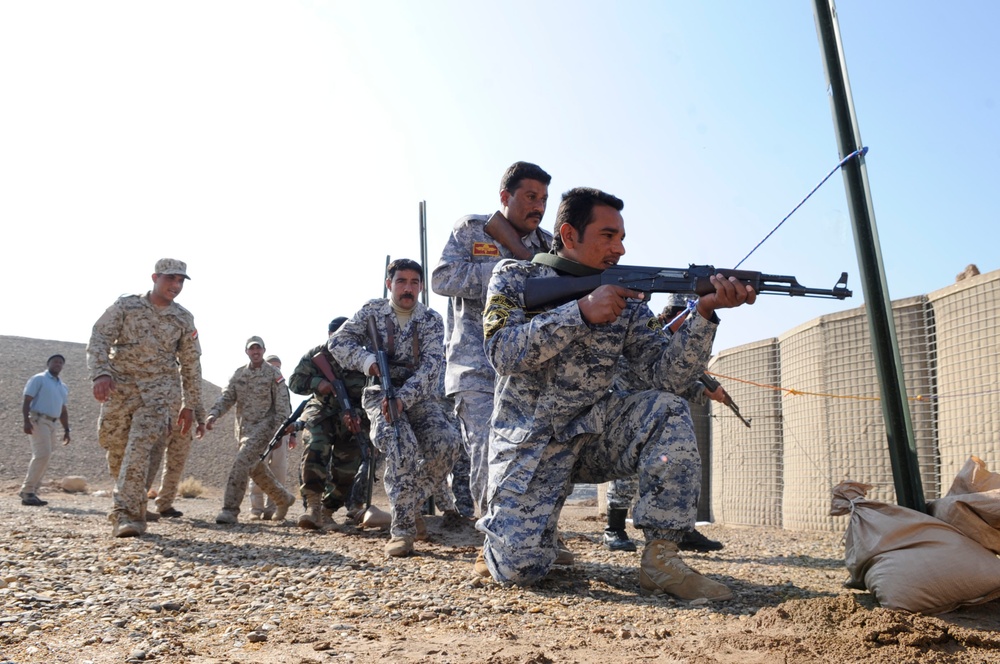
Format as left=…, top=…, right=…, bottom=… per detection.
left=2, top=484, right=999, bottom=664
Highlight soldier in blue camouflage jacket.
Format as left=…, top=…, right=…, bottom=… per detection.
left=477, top=187, right=755, bottom=600
left=328, top=259, right=461, bottom=557
left=432, top=161, right=553, bottom=518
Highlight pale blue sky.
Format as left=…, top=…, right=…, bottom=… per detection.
left=2, top=2, right=996, bottom=386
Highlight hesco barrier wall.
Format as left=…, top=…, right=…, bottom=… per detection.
left=702, top=268, right=997, bottom=531
left=707, top=339, right=782, bottom=527
left=928, top=270, right=1000, bottom=487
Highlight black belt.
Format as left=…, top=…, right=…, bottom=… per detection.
left=30, top=412, right=59, bottom=423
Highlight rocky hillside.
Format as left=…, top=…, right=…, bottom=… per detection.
left=0, top=334, right=281, bottom=493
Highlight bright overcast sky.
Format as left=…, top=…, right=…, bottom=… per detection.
left=2, top=1, right=997, bottom=387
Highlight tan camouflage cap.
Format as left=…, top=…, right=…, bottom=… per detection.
left=154, top=258, right=190, bottom=279
left=245, top=335, right=265, bottom=350
left=264, top=354, right=280, bottom=364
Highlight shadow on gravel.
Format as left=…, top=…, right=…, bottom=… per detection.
left=149, top=530, right=363, bottom=569
left=521, top=561, right=839, bottom=615
left=46, top=505, right=109, bottom=518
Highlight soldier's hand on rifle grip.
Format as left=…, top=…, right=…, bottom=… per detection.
left=381, top=397, right=403, bottom=421
left=696, top=274, right=756, bottom=319
left=341, top=410, right=362, bottom=434
left=368, top=363, right=381, bottom=378
left=578, top=285, right=644, bottom=324
left=317, top=379, right=334, bottom=396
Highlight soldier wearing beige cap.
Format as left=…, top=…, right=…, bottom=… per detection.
left=206, top=335, right=296, bottom=524
left=87, top=258, right=206, bottom=538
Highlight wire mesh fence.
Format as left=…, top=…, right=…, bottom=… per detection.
left=704, top=269, right=999, bottom=531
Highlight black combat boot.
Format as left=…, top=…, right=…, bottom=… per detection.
left=602, top=507, right=637, bottom=552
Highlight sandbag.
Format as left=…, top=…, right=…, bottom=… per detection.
left=928, top=456, right=1000, bottom=554
left=832, top=481, right=1000, bottom=615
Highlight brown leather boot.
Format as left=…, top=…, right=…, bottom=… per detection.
left=639, top=540, right=733, bottom=601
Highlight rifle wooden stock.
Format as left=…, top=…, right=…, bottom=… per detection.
left=484, top=211, right=534, bottom=260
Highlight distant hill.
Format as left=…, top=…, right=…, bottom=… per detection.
left=0, top=335, right=297, bottom=495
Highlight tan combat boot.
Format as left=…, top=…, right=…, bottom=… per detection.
left=474, top=547, right=492, bottom=578
left=298, top=493, right=322, bottom=530
left=272, top=490, right=296, bottom=521
left=639, top=540, right=733, bottom=601
left=385, top=536, right=414, bottom=557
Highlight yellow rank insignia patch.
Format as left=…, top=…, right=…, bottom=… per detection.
left=483, top=294, right=518, bottom=340
left=473, top=242, right=500, bottom=257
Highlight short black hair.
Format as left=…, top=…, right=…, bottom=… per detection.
left=500, top=161, right=552, bottom=194
left=386, top=258, right=423, bottom=281
left=551, top=187, right=624, bottom=252
left=328, top=317, right=348, bottom=334
left=47, top=354, right=65, bottom=364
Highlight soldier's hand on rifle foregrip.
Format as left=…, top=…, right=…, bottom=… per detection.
left=317, top=379, right=334, bottom=396
left=578, top=285, right=644, bottom=324
left=705, top=385, right=728, bottom=404
left=696, top=274, right=756, bottom=319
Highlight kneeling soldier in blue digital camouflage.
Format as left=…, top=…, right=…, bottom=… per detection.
left=477, top=187, right=755, bottom=600
left=328, top=259, right=461, bottom=558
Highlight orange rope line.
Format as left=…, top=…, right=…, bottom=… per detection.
left=704, top=371, right=928, bottom=403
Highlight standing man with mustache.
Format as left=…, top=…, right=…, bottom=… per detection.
left=431, top=161, right=553, bottom=519
left=88, top=258, right=206, bottom=537
left=477, top=188, right=755, bottom=600
left=328, top=259, right=461, bottom=557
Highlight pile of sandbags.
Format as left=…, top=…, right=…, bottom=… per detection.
left=832, top=456, right=1000, bottom=615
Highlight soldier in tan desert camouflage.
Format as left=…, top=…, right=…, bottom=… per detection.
left=88, top=258, right=206, bottom=538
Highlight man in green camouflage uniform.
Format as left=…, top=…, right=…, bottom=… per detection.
left=328, top=258, right=461, bottom=557
left=478, top=188, right=754, bottom=599
left=206, top=336, right=296, bottom=525
left=287, top=317, right=369, bottom=530
left=88, top=258, right=205, bottom=538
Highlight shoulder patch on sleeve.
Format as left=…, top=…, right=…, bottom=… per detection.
left=646, top=316, right=663, bottom=331
left=483, top=294, right=518, bottom=340
left=473, top=242, right=500, bottom=257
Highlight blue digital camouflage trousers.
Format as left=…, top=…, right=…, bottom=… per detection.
left=478, top=389, right=700, bottom=585
left=364, top=396, right=460, bottom=539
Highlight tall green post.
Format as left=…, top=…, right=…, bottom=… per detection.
left=812, top=0, right=926, bottom=511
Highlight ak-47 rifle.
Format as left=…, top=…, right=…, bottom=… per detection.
left=523, top=264, right=852, bottom=310
left=312, top=350, right=376, bottom=509
left=260, top=398, right=308, bottom=463
left=699, top=373, right=751, bottom=429
left=366, top=315, right=402, bottom=437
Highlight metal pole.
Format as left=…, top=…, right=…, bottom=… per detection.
left=419, top=201, right=429, bottom=306
left=812, top=0, right=925, bottom=511
left=417, top=200, right=434, bottom=515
